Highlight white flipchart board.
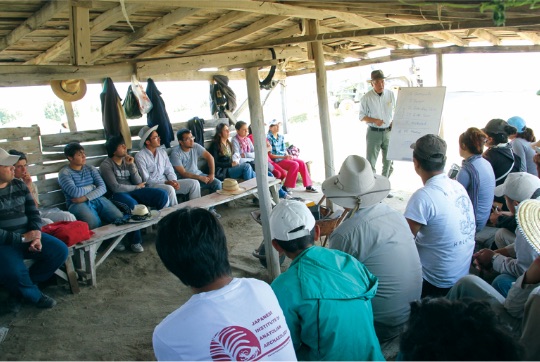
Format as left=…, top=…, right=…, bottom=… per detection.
left=387, top=87, right=446, bottom=161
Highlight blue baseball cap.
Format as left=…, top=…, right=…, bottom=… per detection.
left=507, top=116, right=526, bottom=133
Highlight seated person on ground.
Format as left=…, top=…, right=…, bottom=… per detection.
left=398, top=297, right=522, bottom=361
left=405, top=134, right=476, bottom=298
left=9, top=149, right=76, bottom=225
left=507, top=116, right=537, bottom=175
left=267, top=120, right=317, bottom=194
left=100, top=135, right=169, bottom=253
left=58, top=142, right=124, bottom=230
left=0, top=148, right=68, bottom=310
left=324, top=155, right=422, bottom=342
left=153, top=207, right=296, bottom=361
left=169, top=128, right=221, bottom=218
left=134, top=125, right=200, bottom=205
left=269, top=199, right=384, bottom=361
left=207, top=123, right=255, bottom=181
left=473, top=173, right=540, bottom=297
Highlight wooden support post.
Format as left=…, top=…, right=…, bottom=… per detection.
left=245, top=67, right=280, bottom=280
left=436, top=53, right=445, bottom=138
left=280, top=80, right=289, bottom=134
left=69, top=3, right=91, bottom=65
left=63, top=100, right=78, bottom=132
left=307, top=20, right=335, bottom=181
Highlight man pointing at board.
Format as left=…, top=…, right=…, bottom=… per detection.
left=359, top=70, right=396, bottom=192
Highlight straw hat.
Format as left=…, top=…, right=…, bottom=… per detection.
left=129, top=204, right=160, bottom=223
left=322, top=155, right=390, bottom=209
left=217, top=178, right=246, bottom=195
left=516, top=199, right=540, bottom=254
left=51, top=79, right=87, bottom=102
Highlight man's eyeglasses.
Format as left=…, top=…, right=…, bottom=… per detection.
left=150, top=136, right=161, bottom=140
left=181, top=136, right=195, bottom=142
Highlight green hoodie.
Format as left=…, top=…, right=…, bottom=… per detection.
left=272, top=246, right=384, bottom=361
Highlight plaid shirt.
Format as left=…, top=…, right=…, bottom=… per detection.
left=267, top=131, right=286, bottom=157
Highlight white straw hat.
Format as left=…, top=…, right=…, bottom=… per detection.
left=516, top=199, right=540, bottom=254
left=217, top=178, right=246, bottom=195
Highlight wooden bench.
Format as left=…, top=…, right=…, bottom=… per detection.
left=0, top=120, right=276, bottom=290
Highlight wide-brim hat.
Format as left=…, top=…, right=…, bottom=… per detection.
left=516, top=199, right=540, bottom=254
left=0, top=147, right=20, bottom=166
left=367, top=70, right=389, bottom=82
left=129, top=205, right=160, bottom=223
left=51, top=79, right=87, bottom=102
left=138, top=125, right=158, bottom=149
left=217, top=178, right=246, bottom=195
left=322, top=155, right=390, bottom=209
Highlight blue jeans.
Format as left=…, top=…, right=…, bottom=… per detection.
left=492, top=273, right=517, bottom=298
left=111, top=188, right=168, bottom=245
left=227, top=163, right=255, bottom=180
left=0, top=233, right=68, bottom=303
left=198, top=174, right=222, bottom=193
left=68, top=196, right=124, bottom=230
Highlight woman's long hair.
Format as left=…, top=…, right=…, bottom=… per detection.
left=212, top=123, right=232, bottom=156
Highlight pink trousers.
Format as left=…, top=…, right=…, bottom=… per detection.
left=277, top=158, right=312, bottom=188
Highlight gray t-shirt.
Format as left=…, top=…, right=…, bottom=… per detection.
left=169, top=144, right=205, bottom=176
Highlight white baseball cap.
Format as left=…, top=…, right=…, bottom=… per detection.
left=269, top=200, right=315, bottom=241
left=0, top=148, right=20, bottom=166
left=495, top=172, right=540, bottom=202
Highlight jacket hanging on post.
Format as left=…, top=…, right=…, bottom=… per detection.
left=101, top=77, right=132, bottom=149
left=210, top=75, right=237, bottom=119
left=146, top=78, right=174, bottom=148
left=188, top=117, right=205, bottom=147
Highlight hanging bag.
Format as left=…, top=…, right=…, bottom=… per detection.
left=131, top=75, right=153, bottom=114
left=122, top=85, right=142, bottom=119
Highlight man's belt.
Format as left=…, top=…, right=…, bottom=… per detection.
left=369, top=127, right=390, bottom=132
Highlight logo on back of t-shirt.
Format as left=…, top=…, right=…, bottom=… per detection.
left=210, top=326, right=260, bottom=361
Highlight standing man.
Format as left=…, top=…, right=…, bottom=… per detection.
left=359, top=70, right=396, bottom=183
left=269, top=200, right=383, bottom=361
left=404, top=134, right=476, bottom=298
left=100, top=135, right=169, bottom=252
left=170, top=128, right=221, bottom=218
left=0, top=148, right=68, bottom=310
left=323, top=155, right=422, bottom=342
left=58, top=142, right=124, bottom=230
left=135, top=125, right=200, bottom=205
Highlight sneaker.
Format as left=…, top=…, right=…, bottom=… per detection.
left=210, top=208, right=222, bottom=219
left=386, top=192, right=394, bottom=199
left=36, top=294, right=56, bottom=309
left=114, top=243, right=126, bottom=252
left=131, top=243, right=144, bottom=253
left=305, top=186, right=319, bottom=193
left=282, top=186, right=293, bottom=195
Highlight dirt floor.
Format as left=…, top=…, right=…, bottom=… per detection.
left=0, top=188, right=411, bottom=360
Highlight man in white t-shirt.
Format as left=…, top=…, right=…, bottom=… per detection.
left=170, top=128, right=222, bottom=218
left=405, top=134, right=476, bottom=298
left=153, top=207, right=296, bottom=361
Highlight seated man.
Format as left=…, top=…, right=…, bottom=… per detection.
left=135, top=125, right=200, bottom=205
left=0, top=148, right=68, bottom=310
left=473, top=173, right=540, bottom=297
left=269, top=200, right=383, bottom=361
left=100, top=135, right=169, bottom=253
left=58, top=142, right=124, bottom=229
left=399, top=297, right=522, bottom=361
left=323, top=155, right=423, bottom=342
left=153, top=208, right=296, bottom=361
left=9, top=149, right=76, bottom=225
left=405, top=134, right=476, bottom=297
left=170, top=128, right=221, bottom=218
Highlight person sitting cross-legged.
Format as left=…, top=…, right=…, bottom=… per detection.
left=58, top=142, right=124, bottom=230
left=0, top=148, right=68, bottom=311
left=153, top=208, right=297, bottom=361
left=170, top=128, right=222, bottom=218
left=269, top=199, right=384, bottom=361
left=100, top=135, right=169, bottom=252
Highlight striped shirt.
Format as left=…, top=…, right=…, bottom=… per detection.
left=0, top=179, right=41, bottom=246
left=58, top=165, right=107, bottom=207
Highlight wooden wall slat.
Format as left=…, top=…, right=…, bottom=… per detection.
left=0, top=125, right=40, bottom=139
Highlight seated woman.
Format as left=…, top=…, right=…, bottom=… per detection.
left=267, top=120, right=317, bottom=194
left=482, top=118, right=521, bottom=208
left=207, top=123, right=254, bottom=181
left=247, top=125, right=288, bottom=182
left=233, top=121, right=288, bottom=199
left=507, top=116, right=537, bottom=175
left=456, top=128, right=495, bottom=232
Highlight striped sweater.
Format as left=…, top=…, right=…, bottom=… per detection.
left=0, top=179, right=41, bottom=246
left=58, top=165, right=107, bottom=207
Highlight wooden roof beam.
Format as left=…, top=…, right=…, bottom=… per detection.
left=137, top=11, right=252, bottom=59
left=392, top=44, right=540, bottom=56
left=431, top=31, right=469, bottom=46
left=184, top=15, right=289, bottom=55
left=517, top=31, right=540, bottom=44
left=472, top=29, right=501, bottom=45
left=25, top=3, right=144, bottom=65
left=70, top=5, right=91, bottom=65
left=0, top=0, right=69, bottom=52
left=90, top=7, right=200, bottom=63
left=389, top=34, right=432, bottom=48
left=257, top=23, right=303, bottom=42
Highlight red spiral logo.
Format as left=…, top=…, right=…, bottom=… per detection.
left=210, top=326, right=261, bottom=361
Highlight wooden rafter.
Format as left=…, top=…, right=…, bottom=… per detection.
left=472, top=29, right=501, bottom=45
left=0, top=0, right=69, bottom=52
left=90, top=7, right=200, bottom=62
left=136, top=11, right=252, bottom=59
left=70, top=5, right=91, bottom=65
left=517, top=31, right=540, bottom=44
